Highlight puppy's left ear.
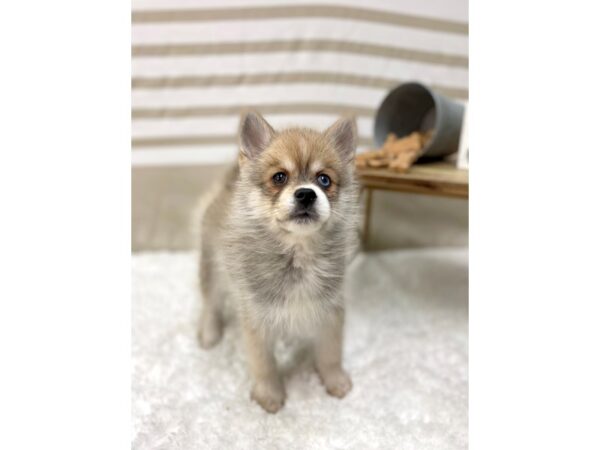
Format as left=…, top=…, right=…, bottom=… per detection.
left=324, top=117, right=358, bottom=164
left=239, top=110, right=275, bottom=160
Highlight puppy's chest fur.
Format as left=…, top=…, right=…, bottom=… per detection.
left=226, top=229, right=346, bottom=334
left=281, top=243, right=336, bottom=299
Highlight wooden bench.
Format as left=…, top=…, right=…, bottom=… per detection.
left=356, top=161, right=468, bottom=242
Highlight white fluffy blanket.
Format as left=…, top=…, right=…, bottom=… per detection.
left=132, top=248, right=468, bottom=449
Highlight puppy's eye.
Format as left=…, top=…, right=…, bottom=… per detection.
left=272, top=172, right=287, bottom=185
left=317, top=174, right=331, bottom=188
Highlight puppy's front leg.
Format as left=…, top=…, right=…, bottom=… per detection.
left=241, top=316, right=285, bottom=413
left=314, top=308, right=353, bottom=398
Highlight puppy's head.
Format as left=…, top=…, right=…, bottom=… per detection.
left=238, top=111, right=357, bottom=236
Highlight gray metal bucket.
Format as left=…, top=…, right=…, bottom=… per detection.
left=373, top=82, right=465, bottom=159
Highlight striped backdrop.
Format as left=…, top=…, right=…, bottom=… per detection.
left=132, top=0, right=468, bottom=166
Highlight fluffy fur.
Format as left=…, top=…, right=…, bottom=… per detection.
left=197, top=112, right=360, bottom=413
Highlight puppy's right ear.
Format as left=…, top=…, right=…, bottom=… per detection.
left=324, top=116, right=358, bottom=164
left=238, top=110, right=275, bottom=160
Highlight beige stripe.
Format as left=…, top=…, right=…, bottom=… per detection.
left=133, top=135, right=235, bottom=147
left=132, top=40, right=468, bottom=68
left=132, top=104, right=376, bottom=119
left=131, top=72, right=468, bottom=99
left=132, top=135, right=373, bottom=148
left=131, top=5, right=468, bottom=35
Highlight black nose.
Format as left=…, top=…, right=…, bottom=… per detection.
left=294, top=188, right=317, bottom=207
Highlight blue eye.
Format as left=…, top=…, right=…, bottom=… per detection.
left=272, top=172, right=287, bottom=185
left=317, top=174, right=331, bottom=188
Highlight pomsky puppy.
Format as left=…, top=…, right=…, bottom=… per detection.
left=198, top=111, right=360, bottom=413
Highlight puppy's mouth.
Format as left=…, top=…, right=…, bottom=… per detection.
left=288, top=209, right=319, bottom=224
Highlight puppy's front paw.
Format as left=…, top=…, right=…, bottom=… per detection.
left=251, top=381, right=286, bottom=413
left=320, top=369, right=353, bottom=398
